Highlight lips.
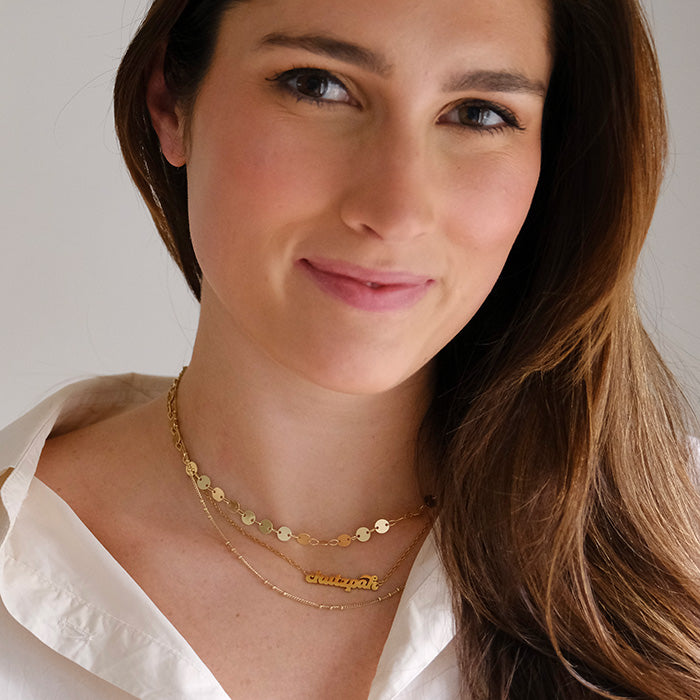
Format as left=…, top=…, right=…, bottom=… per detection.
left=299, top=258, right=434, bottom=312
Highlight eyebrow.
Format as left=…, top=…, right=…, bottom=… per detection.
left=258, top=32, right=547, bottom=98
left=444, top=70, right=548, bottom=98
left=258, top=32, right=392, bottom=77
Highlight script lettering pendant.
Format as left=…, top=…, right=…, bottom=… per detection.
left=304, top=571, right=380, bottom=593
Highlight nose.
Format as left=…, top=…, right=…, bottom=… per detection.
left=339, top=125, right=437, bottom=242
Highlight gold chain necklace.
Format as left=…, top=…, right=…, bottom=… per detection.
left=167, top=374, right=431, bottom=547
left=168, top=369, right=433, bottom=611
left=205, top=489, right=431, bottom=592
left=188, top=476, right=405, bottom=610
left=206, top=482, right=428, bottom=547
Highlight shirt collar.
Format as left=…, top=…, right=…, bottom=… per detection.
left=0, top=374, right=227, bottom=698
left=1, top=373, right=172, bottom=544
left=370, top=529, right=456, bottom=699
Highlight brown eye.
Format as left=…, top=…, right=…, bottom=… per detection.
left=271, top=68, right=352, bottom=105
left=457, top=104, right=504, bottom=128
left=438, top=99, right=522, bottom=132
left=293, top=72, right=330, bottom=99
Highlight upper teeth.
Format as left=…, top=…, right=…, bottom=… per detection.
left=365, top=282, right=381, bottom=289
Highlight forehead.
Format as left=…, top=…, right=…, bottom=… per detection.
left=218, top=0, right=552, bottom=78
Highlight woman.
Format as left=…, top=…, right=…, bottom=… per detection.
left=1, top=0, right=699, bottom=698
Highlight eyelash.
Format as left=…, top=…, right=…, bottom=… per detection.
left=268, top=67, right=524, bottom=134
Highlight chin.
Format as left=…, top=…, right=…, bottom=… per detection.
left=287, top=353, right=432, bottom=397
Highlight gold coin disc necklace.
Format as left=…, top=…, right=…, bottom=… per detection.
left=205, top=489, right=431, bottom=593
left=167, top=369, right=434, bottom=611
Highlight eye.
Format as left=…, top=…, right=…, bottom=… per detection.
left=439, top=99, right=522, bottom=133
left=269, top=68, right=353, bottom=106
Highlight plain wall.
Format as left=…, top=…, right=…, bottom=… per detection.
left=1, top=0, right=698, bottom=428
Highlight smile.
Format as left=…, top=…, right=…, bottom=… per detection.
left=299, top=258, right=434, bottom=312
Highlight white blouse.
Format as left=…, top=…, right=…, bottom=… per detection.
left=0, top=374, right=459, bottom=699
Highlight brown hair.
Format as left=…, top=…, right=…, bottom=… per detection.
left=115, top=0, right=240, bottom=299
left=114, top=1, right=700, bottom=697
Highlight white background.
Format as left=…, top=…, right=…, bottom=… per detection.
left=1, top=0, right=698, bottom=428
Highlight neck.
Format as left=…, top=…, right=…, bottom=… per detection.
left=172, top=301, right=434, bottom=535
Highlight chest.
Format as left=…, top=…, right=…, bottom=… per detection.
left=104, top=522, right=400, bottom=699
left=34, top=434, right=410, bottom=698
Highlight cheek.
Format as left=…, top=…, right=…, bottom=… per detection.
left=187, top=117, right=347, bottom=259
left=437, top=149, right=540, bottom=330
left=186, top=130, right=309, bottom=273
left=448, top=149, right=540, bottom=254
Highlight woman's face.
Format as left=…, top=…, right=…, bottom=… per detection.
left=166, top=0, right=551, bottom=394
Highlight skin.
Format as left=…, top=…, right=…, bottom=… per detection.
left=38, top=0, right=552, bottom=697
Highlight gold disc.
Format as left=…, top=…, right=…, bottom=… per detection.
left=197, top=475, right=211, bottom=490
left=241, top=510, right=256, bottom=526
left=211, top=487, right=225, bottom=502
left=337, top=534, right=352, bottom=547
left=259, top=519, right=274, bottom=535
left=355, top=527, right=372, bottom=542
left=374, top=519, right=390, bottom=534
left=297, top=533, right=311, bottom=546
left=277, top=526, right=292, bottom=542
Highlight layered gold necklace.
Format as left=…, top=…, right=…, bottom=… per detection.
left=167, top=369, right=434, bottom=611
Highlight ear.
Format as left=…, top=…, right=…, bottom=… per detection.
left=146, top=47, right=187, bottom=167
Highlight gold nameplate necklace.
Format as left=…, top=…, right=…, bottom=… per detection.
left=167, top=369, right=434, bottom=611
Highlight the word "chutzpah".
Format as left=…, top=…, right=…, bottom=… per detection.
left=305, top=572, right=380, bottom=593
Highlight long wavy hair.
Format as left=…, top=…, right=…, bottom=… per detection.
left=114, top=1, right=700, bottom=697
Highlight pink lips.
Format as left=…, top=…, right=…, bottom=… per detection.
left=299, top=258, right=434, bottom=312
